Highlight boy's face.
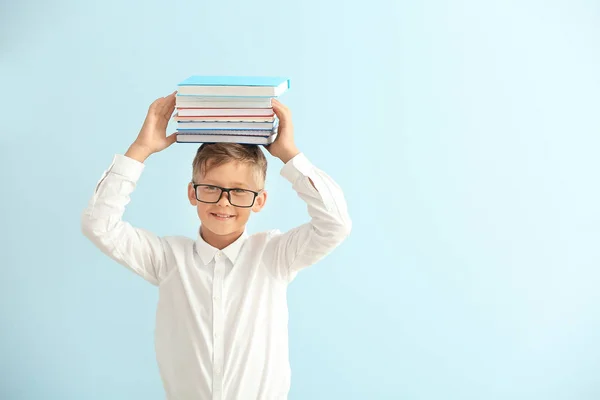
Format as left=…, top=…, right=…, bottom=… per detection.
left=187, top=160, right=267, bottom=241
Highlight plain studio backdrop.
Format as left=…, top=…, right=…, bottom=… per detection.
left=1, top=0, right=599, bottom=399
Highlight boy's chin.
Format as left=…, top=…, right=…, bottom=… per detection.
left=202, top=220, right=244, bottom=236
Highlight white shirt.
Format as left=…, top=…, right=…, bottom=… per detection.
left=81, top=152, right=351, bottom=400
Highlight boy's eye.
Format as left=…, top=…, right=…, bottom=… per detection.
left=203, top=185, right=219, bottom=192
left=232, top=189, right=247, bottom=194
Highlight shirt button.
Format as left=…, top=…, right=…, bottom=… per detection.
left=213, top=295, right=219, bottom=301
left=215, top=367, right=221, bottom=374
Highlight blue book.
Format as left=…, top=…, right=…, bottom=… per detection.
left=176, top=133, right=277, bottom=145
left=176, top=129, right=274, bottom=137
left=177, top=76, right=290, bottom=97
left=176, top=124, right=277, bottom=137
left=178, top=76, right=290, bottom=87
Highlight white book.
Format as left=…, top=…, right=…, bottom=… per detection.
left=176, top=97, right=273, bottom=109
left=177, top=108, right=274, bottom=117
left=177, top=121, right=276, bottom=130
left=174, top=115, right=275, bottom=122
left=176, top=133, right=277, bottom=145
left=177, top=76, right=289, bottom=97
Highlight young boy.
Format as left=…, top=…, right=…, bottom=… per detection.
left=81, top=92, right=351, bottom=399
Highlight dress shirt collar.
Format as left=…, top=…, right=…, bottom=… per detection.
left=195, top=227, right=248, bottom=265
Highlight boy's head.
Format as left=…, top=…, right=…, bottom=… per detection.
left=187, top=143, right=268, bottom=241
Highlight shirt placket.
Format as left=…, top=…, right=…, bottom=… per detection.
left=212, top=251, right=225, bottom=400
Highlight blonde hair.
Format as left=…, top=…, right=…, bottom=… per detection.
left=191, top=143, right=268, bottom=186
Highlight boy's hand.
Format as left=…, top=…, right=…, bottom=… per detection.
left=266, top=99, right=300, bottom=164
left=126, top=91, right=177, bottom=162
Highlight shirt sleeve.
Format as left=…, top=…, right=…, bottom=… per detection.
left=262, top=152, right=352, bottom=283
left=80, top=154, right=169, bottom=286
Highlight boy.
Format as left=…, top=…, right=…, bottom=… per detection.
left=81, top=92, right=351, bottom=399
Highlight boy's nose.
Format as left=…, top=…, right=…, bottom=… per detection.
left=216, top=191, right=231, bottom=205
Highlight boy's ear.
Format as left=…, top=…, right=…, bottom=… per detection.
left=188, top=182, right=197, bottom=206
left=252, top=190, right=267, bottom=212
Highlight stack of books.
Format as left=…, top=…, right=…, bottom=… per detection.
left=174, top=76, right=290, bottom=145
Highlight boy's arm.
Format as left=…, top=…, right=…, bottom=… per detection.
left=81, top=150, right=165, bottom=285
left=263, top=152, right=351, bottom=282
left=81, top=92, right=178, bottom=286
left=262, top=99, right=352, bottom=282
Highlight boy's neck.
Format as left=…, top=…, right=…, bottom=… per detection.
left=200, top=226, right=245, bottom=250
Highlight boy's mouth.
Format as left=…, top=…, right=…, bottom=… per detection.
left=210, top=212, right=236, bottom=221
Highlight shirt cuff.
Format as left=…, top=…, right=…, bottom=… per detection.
left=280, top=152, right=313, bottom=184
left=109, top=154, right=146, bottom=182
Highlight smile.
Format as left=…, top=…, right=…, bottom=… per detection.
left=211, top=213, right=235, bottom=220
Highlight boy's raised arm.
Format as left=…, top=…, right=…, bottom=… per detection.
left=81, top=92, right=178, bottom=285
left=262, top=100, right=352, bottom=282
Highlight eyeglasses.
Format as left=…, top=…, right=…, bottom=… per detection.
left=192, top=183, right=262, bottom=208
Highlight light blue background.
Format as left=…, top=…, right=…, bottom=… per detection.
left=1, top=0, right=599, bottom=399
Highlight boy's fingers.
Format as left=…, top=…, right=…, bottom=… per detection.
left=162, top=101, right=175, bottom=121
left=166, top=132, right=178, bottom=145
left=274, top=105, right=290, bottom=122
left=158, top=95, right=169, bottom=113
left=157, top=91, right=175, bottom=108
left=167, top=93, right=177, bottom=113
left=156, top=95, right=174, bottom=121
left=272, top=101, right=285, bottom=115
left=273, top=98, right=289, bottom=112
left=149, top=98, right=168, bottom=122
left=165, top=92, right=177, bottom=114
left=149, top=97, right=162, bottom=113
